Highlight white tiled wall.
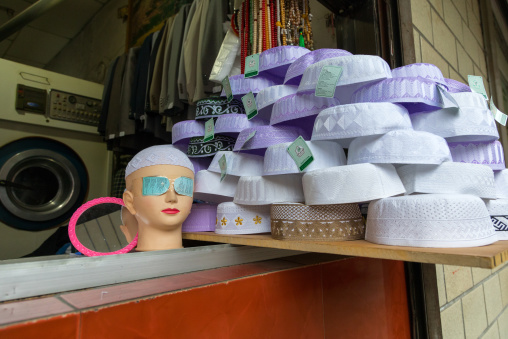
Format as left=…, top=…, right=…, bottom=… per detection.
left=437, top=262, right=508, bottom=339
left=411, top=0, right=488, bottom=92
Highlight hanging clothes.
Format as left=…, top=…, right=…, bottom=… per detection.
left=195, top=0, right=229, bottom=101
left=130, top=33, right=153, bottom=120
left=105, top=54, right=127, bottom=140
left=98, top=57, right=118, bottom=136
left=149, top=16, right=175, bottom=113
left=177, top=0, right=199, bottom=102
left=118, top=46, right=139, bottom=137
left=160, top=3, right=191, bottom=116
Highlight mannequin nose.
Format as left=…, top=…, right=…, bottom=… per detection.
left=165, top=186, right=178, bottom=203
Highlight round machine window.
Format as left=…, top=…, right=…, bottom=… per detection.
left=0, top=137, right=89, bottom=231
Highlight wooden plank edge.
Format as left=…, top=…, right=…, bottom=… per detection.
left=182, top=233, right=508, bottom=269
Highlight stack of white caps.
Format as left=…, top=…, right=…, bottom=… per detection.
left=271, top=203, right=365, bottom=241
left=311, top=103, right=412, bottom=148
left=347, top=130, right=452, bottom=165
left=208, top=151, right=264, bottom=176
left=234, top=174, right=304, bottom=205
left=193, top=170, right=239, bottom=203
left=366, top=194, right=498, bottom=247
left=256, top=85, right=297, bottom=120
left=263, top=141, right=346, bottom=175
left=396, top=163, right=496, bottom=199
left=297, top=55, right=392, bottom=104
left=447, top=140, right=505, bottom=171
left=410, top=92, right=499, bottom=142
left=303, top=163, right=405, bottom=204
left=215, top=202, right=271, bottom=234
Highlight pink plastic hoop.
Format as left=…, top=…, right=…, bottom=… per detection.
left=68, top=197, right=138, bottom=257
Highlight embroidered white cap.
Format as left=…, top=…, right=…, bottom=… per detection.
left=347, top=130, right=452, bottom=165
left=396, top=163, right=496, bottom=199
left=302, top=163, right=406, bottom=205
left=215, top=202, right=271, bottom=234
left=311, top=102, right=412, bottom=148
left=233, top=174, right=304, bottom=205
left=208, top=151, right=264, bottom=177
left=297, top=55, right=392, bottom=104
left=193, top=170, right=239, bottom=203
left=255, top=85, right=298, bottom=120
left=271, top=203, right=365, bottom=241
left=366, top=194, right=498, bottom=248
left=263, top=140, right=346, bottom=175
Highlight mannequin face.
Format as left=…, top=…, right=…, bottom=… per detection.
left=123, top=164, right=194, bottom=232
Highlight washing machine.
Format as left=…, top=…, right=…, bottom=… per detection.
left=0, top=58, right=112, bottom=260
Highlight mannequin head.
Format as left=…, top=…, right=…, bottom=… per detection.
left=123, top=145, right=195, bottom=251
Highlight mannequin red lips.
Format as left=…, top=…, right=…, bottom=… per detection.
left=162, top=208, right=180, bottom=214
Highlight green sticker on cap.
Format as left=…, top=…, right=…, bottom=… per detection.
left=287, top=136, right=314, bottom=171
left=218, top=154, right=227, bottom=182
left=222, top=76, right=233, bottom=102
left=241, top=92, right=258, bottom=120
left=468, top=75, right=488, bottom=100
left=204, top=118, right=215, bottom=142
left=244, top=54, right=260, bottom=78
left=315, top=65, right=343, bottom=98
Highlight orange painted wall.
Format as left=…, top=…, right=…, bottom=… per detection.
left=0, top=257, right=411, bottom=339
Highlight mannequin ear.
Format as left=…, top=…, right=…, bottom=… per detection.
left=123, top=190, right=136, bottom=216
left=119, top=225, right=135, bottom=243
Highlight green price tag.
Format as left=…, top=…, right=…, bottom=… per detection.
left=244, top=54, right=260, bottom=78
left=222, top=76, right=233, bottom=102
left=490, top=97, right=508, bottom=126
left=287, top=136, right=314, bottom=171
left=437, top=84, right=459, bottom=108
left=219, top=154, right=227, bottom=182
left=241, top=92, right=258, bottom=120
left=468, top=75, right=488, bottom=100
left=315, top=66, right=343, bottom=98
left=204, top=118, right=215, bottom=142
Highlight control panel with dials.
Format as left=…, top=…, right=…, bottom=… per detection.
left=48, top=89, right=101, bottom=126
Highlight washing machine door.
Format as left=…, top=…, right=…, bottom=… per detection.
left=0, top=137, right=89, bottom=231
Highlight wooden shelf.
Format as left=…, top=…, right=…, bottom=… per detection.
left=182, top=232, right=508, bottom=269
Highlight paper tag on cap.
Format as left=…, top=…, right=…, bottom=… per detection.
left=204, top=118, right=215, bottom=142
left=218, top=154, right=227, bottom=182
left=490, top=97, right=507, bottom=126
left=315, top=65, right=343, bottom=98
left=244, top=54, right=260, bottom=78
left=119, top=131, right=125, bottom=137
left=108, top=134, right=115, bottom=139
left=437, top=84, right=459, bottom=108
left=287, top=136, right=314, bottom=171
left=222, top=76, right=233, bottom=102
left=468, top=75, right=488, bottom=100
left=241, top=92, right=258, bottom=120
